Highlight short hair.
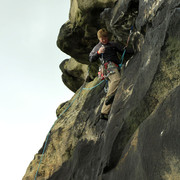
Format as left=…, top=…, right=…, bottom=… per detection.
left=97, top=28, right=108, bottom=39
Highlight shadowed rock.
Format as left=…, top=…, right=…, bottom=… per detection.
left=23, top=0, right=180, bottom=180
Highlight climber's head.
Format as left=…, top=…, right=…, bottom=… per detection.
left=97, top=28, right=109, bottom=45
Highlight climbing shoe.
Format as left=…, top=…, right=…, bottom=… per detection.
left=105, top=95, right=115, bottom=105
left=100, top=113, right=108, bottom=121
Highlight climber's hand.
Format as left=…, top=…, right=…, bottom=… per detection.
left=98, top=46, right=105, bottom=54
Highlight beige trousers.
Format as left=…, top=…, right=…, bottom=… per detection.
left=101, top=66, right=121, bottom=115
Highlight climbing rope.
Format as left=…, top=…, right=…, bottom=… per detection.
left=119, top=48, right=127, bottom=68
left=34, top=61, right=180, bottom=179
left=119, top=26, right=133, bottom=68
left=33, top=24, right=180, bottom=179
left=82, top=79, right=105, bottom=90
left=34, top=79, right=105, bottom=180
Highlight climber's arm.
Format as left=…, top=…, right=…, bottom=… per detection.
left=114, top=42, right=134, bottom=54
left=89, top=44, right=101, bottom=63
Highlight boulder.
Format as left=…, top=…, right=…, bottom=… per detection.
left=23, top=0, right=180, bottom=179
left=57, top=0, right=117, bottom=64
left=60, top=58, right=88, bottom=92
left=103, top=86, right=180, bottom=180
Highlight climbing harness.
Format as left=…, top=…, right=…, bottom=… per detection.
left=98, top=65, right=105, bottom=80
left=98, top=26, right=133, bottom=80
left=98, top=56, right=118, bottom=81
left=34, top=49, right=179, bottom=180
left=98, top=26, right=133, bottom=94
left=34, top=79, right=105, bottom=180
left=34, top=26, right=134, bottom=180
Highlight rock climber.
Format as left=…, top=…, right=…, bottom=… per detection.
left=89, top=28, right=133, bottom=120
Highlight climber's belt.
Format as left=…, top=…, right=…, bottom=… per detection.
left=104, top=62, right=118, bottom=69
left=98, top=61, right=118, bottom=80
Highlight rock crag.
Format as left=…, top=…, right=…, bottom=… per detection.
left=23, top=0, right=180, bottom=179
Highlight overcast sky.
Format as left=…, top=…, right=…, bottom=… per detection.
left=0, top=0, right=74, bottom=179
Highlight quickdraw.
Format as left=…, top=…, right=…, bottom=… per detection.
left=119, top=26, right=133, bottom=69
left=98, top=62, right=118, bottom=80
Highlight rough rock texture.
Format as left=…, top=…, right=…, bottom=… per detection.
left=23, top=78, right=107, bottom=180
left=59, top=58, right=88, bottom=92
left=103, top=86, right=180, bottom=180
left=23, top=0, right=180, bottom=180
left=57, top=0, right=121, bottom=92
left=57, top=0, right=117, bottom=63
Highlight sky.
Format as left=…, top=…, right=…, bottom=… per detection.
left=0, top=0, right=74, bottom=179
